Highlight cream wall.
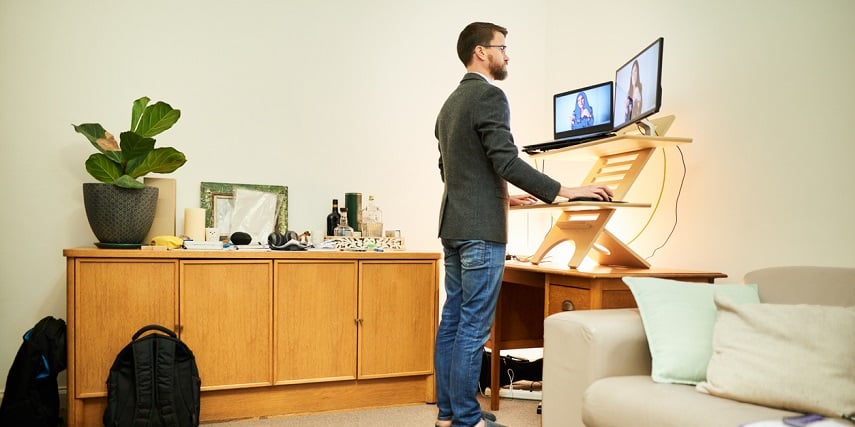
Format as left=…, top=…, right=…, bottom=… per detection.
left=1, top=0, right=853, bottom=390
left=510, top=0, right=855, bottom=273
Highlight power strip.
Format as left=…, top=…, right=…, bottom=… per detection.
left=484, top=388, right=542, bottom=401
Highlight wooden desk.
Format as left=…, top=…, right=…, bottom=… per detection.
left=484, top=261, right=726, bottom=410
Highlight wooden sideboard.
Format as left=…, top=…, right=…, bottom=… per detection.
left=63, top=248, right=440, bottom=426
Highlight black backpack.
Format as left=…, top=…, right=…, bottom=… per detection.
left=0, top=316, right=67, bottom=427
left=103, top=325, right=201, bottom=427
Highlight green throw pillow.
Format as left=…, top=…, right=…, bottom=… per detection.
left=622, top=277, right=760, bottom=385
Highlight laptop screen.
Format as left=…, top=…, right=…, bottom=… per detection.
left=553, top=81, right=614, bottom=140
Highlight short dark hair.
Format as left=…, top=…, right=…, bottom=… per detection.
left=457, top=22, right=507, bottom=66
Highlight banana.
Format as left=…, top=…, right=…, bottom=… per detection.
left=150, top=235, right=184, bottom=249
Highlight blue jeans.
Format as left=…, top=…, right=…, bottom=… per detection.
left=435, top=239, right=506, bottom=427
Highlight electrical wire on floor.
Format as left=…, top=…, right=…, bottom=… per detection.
left=506, top=368, right=515, bottom=395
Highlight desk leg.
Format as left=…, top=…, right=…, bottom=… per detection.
left=487, top=276, right=545, bottom=411
left=489, top=341, right=501, bottom=411
left=489, top=305, right=502, bottom=411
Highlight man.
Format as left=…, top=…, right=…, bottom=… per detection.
left=433, top=22, right=613, bottom=427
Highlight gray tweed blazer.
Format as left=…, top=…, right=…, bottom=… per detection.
left=435, top=73, right=561, bottom=244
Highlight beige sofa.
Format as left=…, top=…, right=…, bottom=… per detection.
left=541, top=266, right=855, bottom=427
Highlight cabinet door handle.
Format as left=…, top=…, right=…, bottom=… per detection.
left=561, top=300, right=576, bottom=311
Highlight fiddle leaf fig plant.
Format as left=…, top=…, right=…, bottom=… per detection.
left=73, top=97, right=187, bottom=189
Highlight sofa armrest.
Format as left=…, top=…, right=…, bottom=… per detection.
left=542, top=308, right=652, bottom=427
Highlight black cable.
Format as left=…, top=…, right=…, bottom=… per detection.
left=645, top=145, right=686, bottom=260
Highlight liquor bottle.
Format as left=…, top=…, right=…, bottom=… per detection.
left=334, top=208, right=354, bottom=236
left=326, top=199, right=341, bottom=237
left=360, top=195, right=383, bottom=237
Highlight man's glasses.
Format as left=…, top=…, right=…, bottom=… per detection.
left=481, top=45, right=507, bottom=52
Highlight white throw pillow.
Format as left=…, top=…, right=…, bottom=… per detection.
left=697, top=295, right=855, bottom=418
left=622, top=277, right=760, bottom=385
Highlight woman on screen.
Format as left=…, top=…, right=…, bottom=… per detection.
left=625, top=60, right=643, bottom=121
left=570, top=91, right=594, bottom=130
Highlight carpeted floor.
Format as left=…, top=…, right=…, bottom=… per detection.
left=203, top=394, right=541, bottom=427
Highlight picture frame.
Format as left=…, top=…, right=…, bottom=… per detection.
left=200, top=182, right=288, bottom=240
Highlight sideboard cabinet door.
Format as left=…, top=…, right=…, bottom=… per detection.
left=358, top=261, right=437, bottom=379
left=73, top=259, right=178, bottom=397
left=274, top=260, right=358, bottom=384
left=179, top=260, right=273, bottom=390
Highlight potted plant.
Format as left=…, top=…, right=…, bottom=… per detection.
left=73, top=97, right=187, bottom=246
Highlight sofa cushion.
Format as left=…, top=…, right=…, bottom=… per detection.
left=622, top=277, right=759, bottom=385
left=583, top=375, right=798, bottom=427
left=697, top=295, right=855, bottom=418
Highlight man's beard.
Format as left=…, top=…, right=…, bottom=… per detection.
left=488, top=55, right=508, bottom=81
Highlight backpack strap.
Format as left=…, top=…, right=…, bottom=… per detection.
left=154, top=338, right=180, bottom=427
left=131, top=339, right=154, bottom=427
left=132, top=324, right=177, bottom=341
left=131, top=327, right=182, bottom=427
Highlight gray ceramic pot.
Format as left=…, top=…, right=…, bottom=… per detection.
left=82, top=183, right=158, bottom=244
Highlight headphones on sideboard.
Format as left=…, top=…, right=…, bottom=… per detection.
left=268, top=231, right=305, bottom=251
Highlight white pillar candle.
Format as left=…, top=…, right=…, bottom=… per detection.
left=184, top=208, right=206, bottom=242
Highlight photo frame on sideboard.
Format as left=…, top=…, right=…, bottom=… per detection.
left=200, top=182, right=288, bottom=240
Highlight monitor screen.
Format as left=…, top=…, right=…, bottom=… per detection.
left=613, top=37, right=663, bottom=131
left=553, top=81, right=614, bottom=140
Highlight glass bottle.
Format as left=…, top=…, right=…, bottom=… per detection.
left=360, top=195, right=383, bottom=237
left=345, top=192, right=362, bottom=232
left=334, top=207, right=354, bottom=236
left=326, top=199, right=341, bottom=237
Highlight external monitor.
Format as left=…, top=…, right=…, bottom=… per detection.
left=613, top=37, right=664, bottom=134
left=553, top=81, right=614, bottom=141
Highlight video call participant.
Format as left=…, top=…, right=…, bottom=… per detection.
left=625, top=59, right=643, bottom=121
left=570, top=91, right=594, bottom=129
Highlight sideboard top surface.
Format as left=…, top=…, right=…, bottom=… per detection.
left=63, top=247, right=440, bottom=260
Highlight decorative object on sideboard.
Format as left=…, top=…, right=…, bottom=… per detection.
left=82, top=184, right=159, bottom=246
left=324, top=236, right=405, bottom=251
left=326, top=198, right=341, bottom=237
left=333, top=207, right=354, bottom=236
left=142, top=177, right=177, bottom=243
left=360, top=195, right=383, bottom=237
left=200, top=182, right=288, bottom=241
left=74, top=97, right=187, bottom=246
left=345, top=192, right=362, bottom=232
left=184, top=207, right=206, bottom=242
left=229, top=231, right=253, bottom=245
